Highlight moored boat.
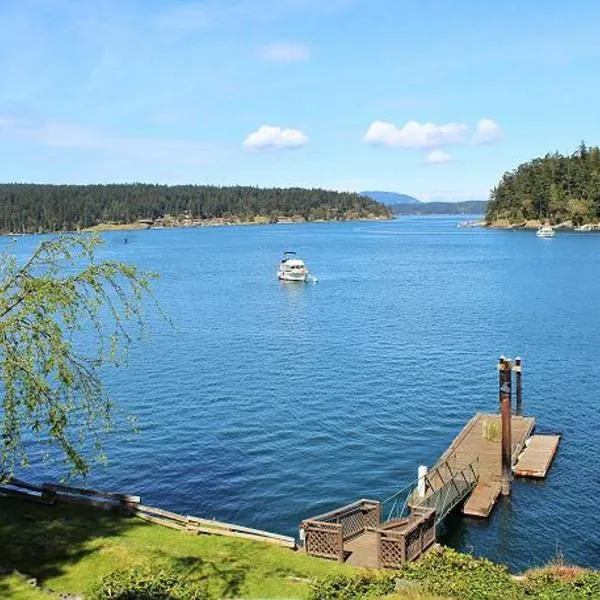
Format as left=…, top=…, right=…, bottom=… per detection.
left=536, top=224, right=555, bottom=238
left=277, top=251, right=313, bottom=282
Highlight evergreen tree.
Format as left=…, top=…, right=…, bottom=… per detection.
left=486, top=143, right=600, bottom=224
left=0, top=184, right=391, bottom=233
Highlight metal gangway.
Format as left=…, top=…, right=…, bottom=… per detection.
left=382, top=455, right=480, bottom=527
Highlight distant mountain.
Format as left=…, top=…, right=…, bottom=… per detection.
left=390, top=200, right=487, bottom=216
left=360, top=191, right=421, bottom=205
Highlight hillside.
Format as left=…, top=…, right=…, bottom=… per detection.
left=0, top=184, right=392, bottom=234
left=360, top=190, right=421, bottom=205
left=391, top=200, right=487, bottom=215
left=486, top=143, right=600, bottom=225
left=1, top=498, right=598, bottom=600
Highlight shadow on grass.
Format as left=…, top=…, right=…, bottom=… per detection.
left=0, top=497, right=253, bottom=598
left=0, top=496, right=141, bottom=596
left=168, top=554, right=248, bottom=598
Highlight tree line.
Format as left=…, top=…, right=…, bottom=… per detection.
left=486, top=142, right=600, bottom=225
left=0, top=183, right=391, bottom=233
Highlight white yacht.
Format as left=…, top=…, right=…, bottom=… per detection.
left=536, top=224, right=555, bottom=238
left=277, top=251, right=311, bottom=282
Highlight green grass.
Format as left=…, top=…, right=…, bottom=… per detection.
left=2, top=498, right=599, bottom=599
left=0, top=575, right=50, bottom=600
left=0, top=497, right=352, bottom=599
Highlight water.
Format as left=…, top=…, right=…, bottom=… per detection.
left=8, top=217, right=600, bottom=571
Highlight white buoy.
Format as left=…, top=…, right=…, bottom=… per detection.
left=417, top=465, right=428, bottom=497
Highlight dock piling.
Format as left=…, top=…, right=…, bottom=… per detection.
left=500, top=358, right=513, bottom=496
left=498, top=355, right=505, bottom=406
left=514, top=357, right=523, bottom=416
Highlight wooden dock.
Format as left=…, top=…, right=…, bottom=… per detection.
left=432, top=413, right=534, bottom=517
left=463, top=482, right=502, bottom=518
left=514, top=434, right=561, bottom=478
left=302, top=357, right=561, bottom=568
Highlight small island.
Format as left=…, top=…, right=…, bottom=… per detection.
left=0, top=183, right=392, bottom=234
left=486, top=142, right=600, bottom=230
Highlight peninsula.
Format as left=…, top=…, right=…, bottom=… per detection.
left=0, top=183, right=391, bottom=235
left=486, top=143, right=600, bottom=229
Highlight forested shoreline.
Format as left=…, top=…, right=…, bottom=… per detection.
left=0, top=183, right=391, bottom=233
left=486, top=143, right=600, bottom=225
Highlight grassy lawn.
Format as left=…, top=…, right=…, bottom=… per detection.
left=0, top=497, right=352, bottom=599
left=1, top=575, right=50, bottom=600
left=2, top=497, right=599, bottom=600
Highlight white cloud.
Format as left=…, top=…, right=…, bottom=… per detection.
left=472, top=118, right=503, bottom=145
left=364, top=120, right=468, bottom=149
left=243, top=125, right=308, bottom=151
left=261, top=42, right=310, bottom=63
left=425, top=149, right=452, bottom=164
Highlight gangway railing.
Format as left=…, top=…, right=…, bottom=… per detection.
left=413, top=457, right=479, bottom=522
left=381, top=456, right=479, bottom=526
left=301, top=457, right=479, bottom=568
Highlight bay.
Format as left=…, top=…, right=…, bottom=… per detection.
left=9, top=216, right=600, bottom=571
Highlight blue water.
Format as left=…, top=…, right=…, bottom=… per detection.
left=9, top=217, right=600, bottom=571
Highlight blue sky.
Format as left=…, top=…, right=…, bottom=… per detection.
left=1, top=0, right=599, bottom=200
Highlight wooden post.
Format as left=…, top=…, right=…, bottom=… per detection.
left=498, top=356, right=505, bottom=408
left=514, top=357, right=522, bottom=416
left=374, top=500, right=382, bottom=526
left=500, top=359, right=512, bottom=496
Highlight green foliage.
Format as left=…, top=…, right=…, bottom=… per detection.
left=90, top=566, right=208, bottom=599
left=0, top=234, right=157, bottom=477
left=522, top=570, right=600, bottom=599
left=482, top=420, right=501, bottom=442
left=401, top=548, right=519, bottom=600
left=307, top=571, right=398, bottom=600
left=0, top=184, right=390, bottom=233
left=487, top=142, right=600, bottom=224
left=309, top=549, right=600, bottom=600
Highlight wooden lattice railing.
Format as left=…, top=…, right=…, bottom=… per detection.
left=302, top=520, right=343, bottom=561
left=378, top=507, right=436, bottom=568
left=302, top=499, right=436, bottom=567
left=301, top=499, right=381, bottom=561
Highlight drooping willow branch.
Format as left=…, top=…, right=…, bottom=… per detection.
left=0, top=234, right=160, bottom=478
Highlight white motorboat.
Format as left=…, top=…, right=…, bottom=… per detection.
left=536, top=224, right=555, bottom=238
left=277, top=251, right=314, bottom=282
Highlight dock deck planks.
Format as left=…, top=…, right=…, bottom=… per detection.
left=513, top=434, right=561, bottom=478
left=463, top=481, right=501, bottom=518
left=437, top=413, right=535, bottom=479
left=433, top=413, right=535, bottom=517
left=344, top=532, right=380, bottom=568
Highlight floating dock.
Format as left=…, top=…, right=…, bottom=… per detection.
left=514, top=434, right=561, bottom=478
left=463, top=481, right=502, bottom=518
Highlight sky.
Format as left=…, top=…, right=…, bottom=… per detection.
left=1, top=0, right=600, bottom=201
